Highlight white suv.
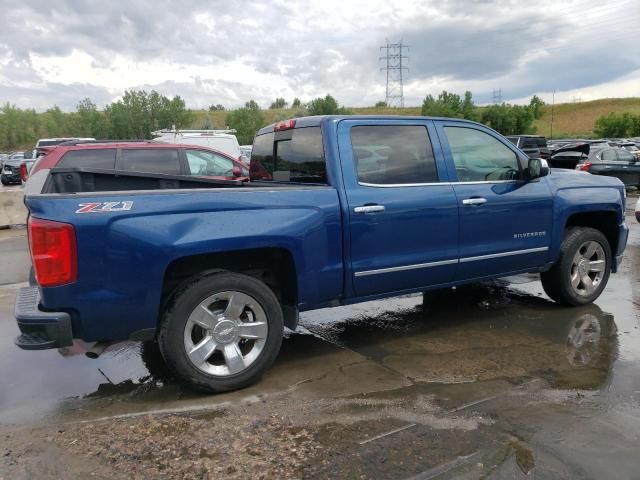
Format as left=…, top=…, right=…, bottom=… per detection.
left=152, top=130, right=242, bottom=160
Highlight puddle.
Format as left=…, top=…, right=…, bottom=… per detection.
left=303, top=283, right=618, bottom=390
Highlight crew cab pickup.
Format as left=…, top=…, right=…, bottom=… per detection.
left=15, top=116, right=628, bottom=392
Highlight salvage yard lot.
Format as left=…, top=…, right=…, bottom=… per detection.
left=1, top=200, right=639, bottom=479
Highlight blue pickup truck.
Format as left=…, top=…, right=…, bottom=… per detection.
left=15, top=116, right=628, bottom=392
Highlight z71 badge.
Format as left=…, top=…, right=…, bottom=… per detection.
left=75, top=201, right=133, bottom=214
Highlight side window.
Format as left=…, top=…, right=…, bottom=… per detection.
left=617, top=149, right=635, bottom=162
left=273, top=127, right=326, bottom=183
left=58, top=149, right=116, bottom=169
left=444, top=127, right=522, bottom=182
left=186, top=150, right=245, bottom=176
left=350, top=125, right=438, bottom=185
left=120, top=149, right=181, bottom=175
left=601, top=149, right=617, bottom=161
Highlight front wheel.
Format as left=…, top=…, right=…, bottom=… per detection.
left=541, top=227, right=611, bottom=306
left=158, top=272, right=284, bottom=393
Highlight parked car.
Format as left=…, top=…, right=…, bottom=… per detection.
left=1, top=152, right=26, bottom=185
left=506, top=135, right=550, bottom=159
left=15, top=116, right=628, bottom=393
left=28, top=140, right=249, bottom=183
left=576, top=146, right=640, bottom=186
left=547, top=142, right=590, bottom=169
left=152, top=129, right=242, bottom=160
left=617, top=142, right=640, bottom=160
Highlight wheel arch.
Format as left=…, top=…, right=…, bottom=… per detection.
left=161, top=247, right=299, bottom=330
left=564, top=211, right=619, bottom=259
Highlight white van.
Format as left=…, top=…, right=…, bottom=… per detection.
left=152, top=130, right=242, bottom=159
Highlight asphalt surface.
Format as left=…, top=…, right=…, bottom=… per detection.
left=0, top=202, right=639, bottom=478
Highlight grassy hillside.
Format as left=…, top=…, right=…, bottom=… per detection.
left=192, top=97, right=640, bottom=140
left=533, top=97, right=640, bottom=139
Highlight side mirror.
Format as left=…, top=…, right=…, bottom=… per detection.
left=232, top=166, right=242, bottom=178
left=527, top=157, right=549, bottom=180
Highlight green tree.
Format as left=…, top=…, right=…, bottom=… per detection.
left=269, top=98, right=288, bottom=109
left=421, top=90, right=468, bottom=118
left=291, top=98, right=302, bottom=108
left=528, top=95, right=545, bottom=119
left=594, top=112, right=637, bottom=137
left=480, top=103, right=536, bottom=135
left=307, top=94, right=350, bottom=115
left=73, top=98, right=108, bottom=138
left=375, top=101, right=388, bottom=108
left=461, top=91, right=476, bottom=120
left=209, top=104, right=225, bottom=111
left=226, top=101, right=266, bottom=144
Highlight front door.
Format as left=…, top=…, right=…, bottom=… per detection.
left=435, top=123, right=553, bottom=280
left=338, top=120, right=459, bottom=297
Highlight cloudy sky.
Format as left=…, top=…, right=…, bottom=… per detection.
left=0, top=0, right=639, bottom=111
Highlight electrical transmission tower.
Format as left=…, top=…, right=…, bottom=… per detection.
left=492, top=89, right=502, bottom=104
left=380, top=40, right=409, bottom=107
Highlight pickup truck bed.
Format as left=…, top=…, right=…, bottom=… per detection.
left=16, top=115, right=628, bottom=392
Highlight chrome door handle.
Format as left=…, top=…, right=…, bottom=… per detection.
left=462, top=197, right=487, bottom=206
left=354, top=205, right=385, bottom=214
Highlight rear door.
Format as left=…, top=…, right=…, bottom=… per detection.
left=338, top=119, right=459, bottom=297
left=435, top=122, right=553, bottom=280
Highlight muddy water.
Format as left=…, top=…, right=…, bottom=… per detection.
left=0, top=279, right=624, bottom=424
left=0, top=210, right=639, bottom=478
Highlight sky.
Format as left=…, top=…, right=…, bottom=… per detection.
left=0, top=0, right=639, bottom=111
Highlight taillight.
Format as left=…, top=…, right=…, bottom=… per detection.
left=28, top=217, right=77, bottom=287
left=274, top=119, right=296, bottom=131
left=20, top=163, right=28, bottom=182
left=577, top=162, right=592, bottom=171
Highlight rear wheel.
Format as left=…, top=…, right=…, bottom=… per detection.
left=541, top=227, right=611, bottom=306
left=159, top=272, right=284, bottom=392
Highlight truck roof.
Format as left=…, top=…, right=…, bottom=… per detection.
left=256, top=115, right=486, bottom=135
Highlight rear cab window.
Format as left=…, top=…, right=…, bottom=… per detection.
left=251, top=127, right=326, bottom=184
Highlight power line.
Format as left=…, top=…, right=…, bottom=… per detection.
left=492, top=89, right=502, bottom=104
left=380, top=40, right=409, bottom=108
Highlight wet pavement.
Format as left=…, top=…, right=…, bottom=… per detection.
left=1, top=202, right=640, bottom=479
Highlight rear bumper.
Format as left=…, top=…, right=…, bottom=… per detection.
left=14, top=286, right=73, bottom=350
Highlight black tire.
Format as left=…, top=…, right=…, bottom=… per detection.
left=158, top=272, right=284, bottom=393
left=541, top=227, right=611, bottom=306
left=0, top=178, right=7, bottom=186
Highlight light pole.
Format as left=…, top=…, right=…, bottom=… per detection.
left=550, top=90, right=555, bottom=140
